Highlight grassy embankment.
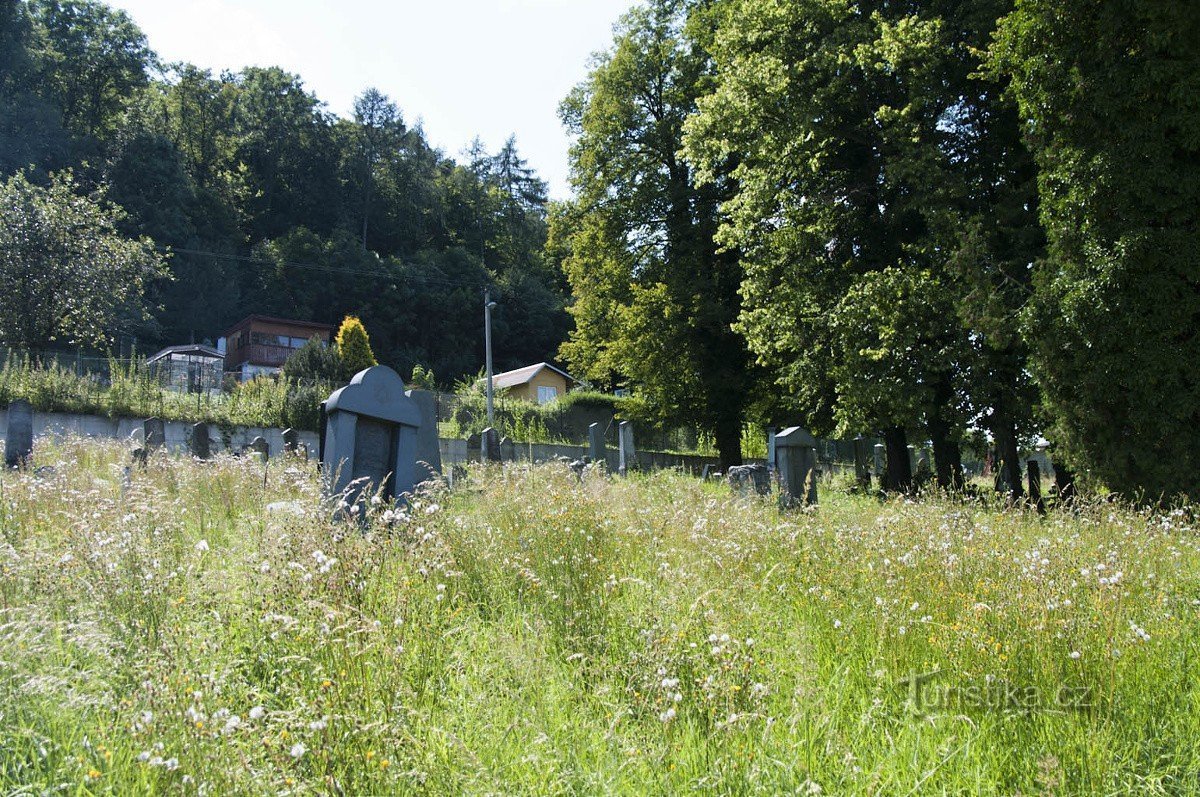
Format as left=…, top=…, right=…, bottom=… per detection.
left=1, top=437, right=1197, bottom=794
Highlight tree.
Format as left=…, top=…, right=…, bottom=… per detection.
left=991, top=0, right=1200, bottom=501
left=335, top=315, right=377, bottom=376
left=0, top=170, right=168, bottom=348
left=282, top=336, right=343, bottom=384
left=686, top=0, right=964, bottom=489
left=351, top=87, right=403, bottom=251
left=556, top=0, right=755, bottom=468
left=27, top=0, right=154, bottom=142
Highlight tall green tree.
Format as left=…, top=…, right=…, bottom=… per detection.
left=686, top=0, right=965, bottom=488
left=0, top=170, right=167, bottom=348
left=992, top=0, right=1200, bottom=501
left=556, top=0, right=754, bottom=468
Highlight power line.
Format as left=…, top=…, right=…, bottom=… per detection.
left=159, top=244, right=496, bottom=293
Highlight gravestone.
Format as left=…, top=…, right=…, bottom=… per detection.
left=466, top=432, right=482, bottom=463
left=191, top=422, right=211, bottom=460
left=481, top=427, right=501, bottom=463
left=282, top=428, right=300, bottom=454
left=873, top=443, right=886, bottom=477
left=4, top=399, right=33, bottom=469
left=143, top=418, right=165, bottom=454
left=617, top=421, right=637, bottom=476
left=320, top=366, right=422, bottom=507
left=766, top=428, right=777, bottom=473
left=248, top=436, right=269, bottom=461
left=587, top=422, right=606, bottom=465
left=499, top=436, right=515, bottom=462
left=907, top=445, right=918, bottom=475
left=405, top=388, right=442, bottom=480
left=727, top=463, right=771, bottom=496
left=853, top=436, right=871, bottom=490
left=775, top=426, right=818, bottom=506
left=701, top=463, right=714, bottom=481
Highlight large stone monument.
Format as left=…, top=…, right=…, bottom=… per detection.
left=320, top=366, right=422, bottom=506
left=4, top=399, right=33, bottom=469
left=617, top=421, right=637, bottom=476
left=775, top=426, right=818, bottom=506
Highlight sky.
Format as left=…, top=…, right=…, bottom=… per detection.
left=106, top=0, right=634, bottom=200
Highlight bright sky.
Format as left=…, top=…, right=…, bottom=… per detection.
left=106, top=0, right=634, bottom=200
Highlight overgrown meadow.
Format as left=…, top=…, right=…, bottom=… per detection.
left=1, top=438, right=1198, bottom=795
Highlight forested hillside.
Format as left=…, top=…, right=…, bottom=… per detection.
left=0, top=0, right=567, bottom=382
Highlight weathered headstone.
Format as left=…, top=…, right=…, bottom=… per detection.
left=853, top=436, right=871, bottom=490
left=466, top=432, right=482, bottom=463
left=766, top=428, right=777, bottom=473
left=775, top=426, right=818, bottom=506
left=701, top=463, right=714, bottom=481
left=190, top=422, right=211, bottom=460
left=907, top=444, right=918, bottom=476
left=248, top=436, right=269, bottom=462
left=587, top=422, right=606, bottom=465
left=1027, top=460, right=1046, bottom=514
left=873, top=443, right=886, bottom=477
left=320, top=366, right=422, bottom=507
left=143, top=418, right=165, bottom=454
left=282, top=427, right=300, bottom=455
left=727, top=463, right=771, bottom=496
left=405, top=388, right=442, bottom=480
left=481, top=427, right=501, bottom=463
left=499, top=436, right=515, bottom=462
left=618, top=421, right=637, bottom=476
left=4, top=399, right=33, bottom=469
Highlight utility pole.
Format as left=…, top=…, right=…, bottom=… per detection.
left=484, top=288, right=497, bottom=425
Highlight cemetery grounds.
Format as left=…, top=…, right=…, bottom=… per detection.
left=1, top=436, right=1199, bottom=795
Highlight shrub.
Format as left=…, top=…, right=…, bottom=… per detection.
left=335, top=316, right=377, bottom=377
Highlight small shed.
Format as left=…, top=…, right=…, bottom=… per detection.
left=484, top=362, right=579, bottom=404
left=147, top=344, right=224, bottom=395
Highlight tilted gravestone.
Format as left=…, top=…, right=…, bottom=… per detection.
left=143, top=418, right=165, bottom=454
left=588, top=422, right=606, bottom=465
left=191, top=422, right=211, bottom=460
left=4, top=399, right=33, bottom=469
left=853, top=436, right=871, bottom=490
left=499, top=436, right=516, bottom=462
left=248, top=436, right=269, bottom=461
left=405, top=388, right=442, bottom=481
left=775, top=426, right=818, bottom=506
left=481, top=427, right=501, bottom=463
left=282, top=427, right=300, bottom=454
left=320, top=366, right=422, bottom=506
left=617, top=421, right=637, bottom=476
left=727, top=463, right=771, bottom=496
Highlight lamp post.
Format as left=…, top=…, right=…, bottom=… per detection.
left=484, top=288, right=497, bottom=426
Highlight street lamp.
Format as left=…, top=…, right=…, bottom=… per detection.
left=484, top=288, right=497, bottom=426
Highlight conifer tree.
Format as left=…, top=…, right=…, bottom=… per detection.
left=335, top=315, right=377, bottom=377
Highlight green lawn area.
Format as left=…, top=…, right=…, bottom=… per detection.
left=1, top=437, right=1198, bottom=794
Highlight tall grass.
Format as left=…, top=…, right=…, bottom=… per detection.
left=0, top=353, right=295, bottom=429
left=1, top=437, right=1198, bottom=793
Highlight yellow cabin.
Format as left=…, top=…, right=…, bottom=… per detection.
left=485, top=362, right=579, bottom=404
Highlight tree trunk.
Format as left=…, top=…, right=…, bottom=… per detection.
left=713, top=414, right=743, bottom=471
left=927, top=375, right=964, bottom=490
left=993, top=420, right=1024, bottom=504
left=1053, top=457, right=1078, bottom=507
left=883, top=427, right=912, bottom=493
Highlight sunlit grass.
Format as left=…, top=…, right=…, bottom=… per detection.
left=1, top=436, right=1198, bottom=794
